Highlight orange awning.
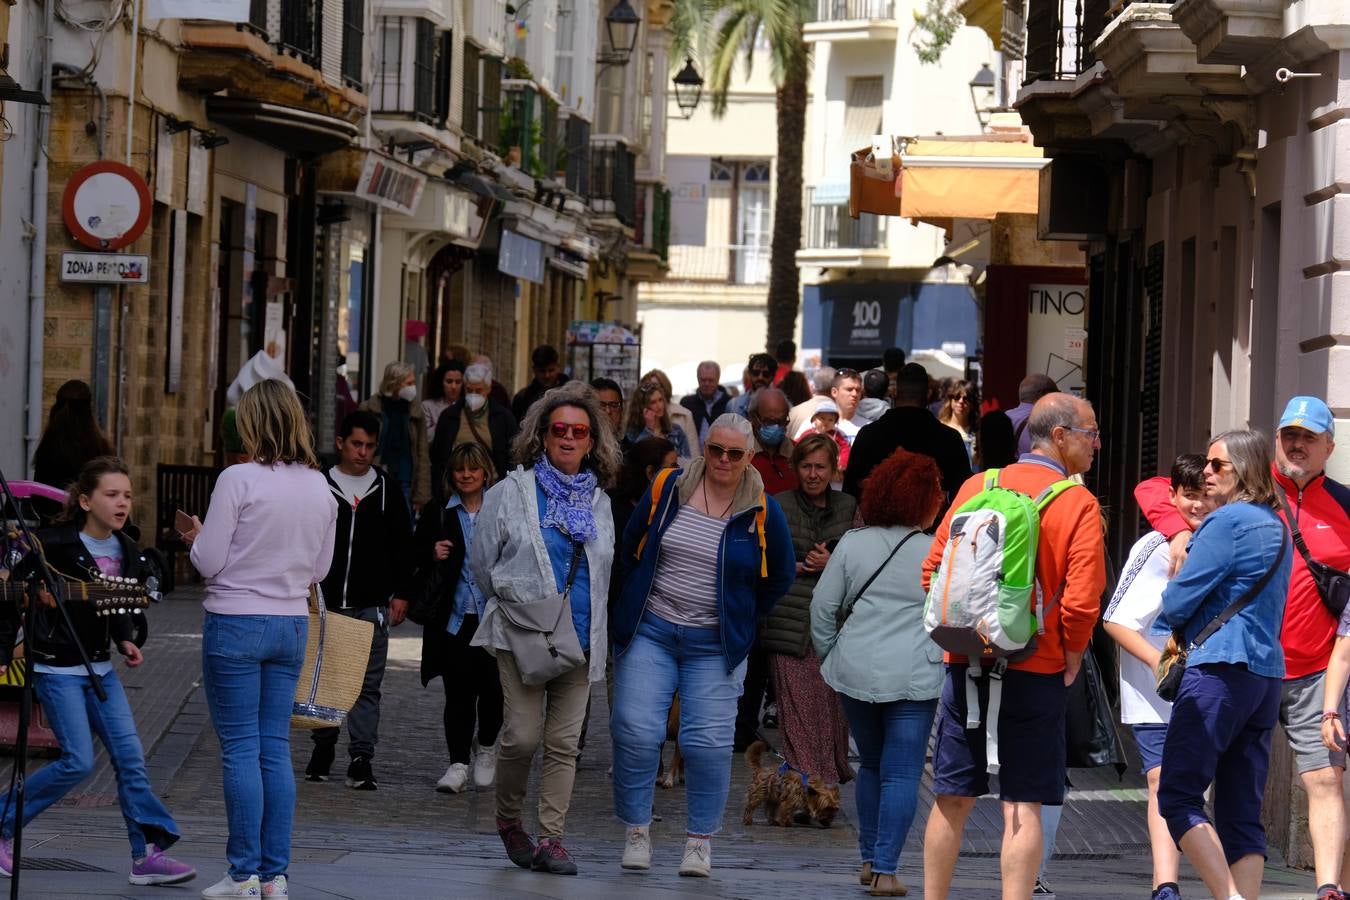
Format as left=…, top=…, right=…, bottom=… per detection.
left=847, top=132, right=1046, bottom=221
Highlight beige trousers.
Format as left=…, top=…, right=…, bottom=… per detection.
left=494, top=650, right=591, bottom=838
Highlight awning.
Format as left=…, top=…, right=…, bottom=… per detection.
left=848, top=132, right=1047, bottom=221
left=958, top=0, right=1004, bottom=51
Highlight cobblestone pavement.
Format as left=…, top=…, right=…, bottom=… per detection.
left=1, top=609, right=1327, bottom=898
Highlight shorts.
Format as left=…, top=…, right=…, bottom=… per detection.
left=931, top=664, right=1068, bottom=804
left=1132, top=723, right=1168, bottom=775
left=1280, top=671, right=1347, bottom=774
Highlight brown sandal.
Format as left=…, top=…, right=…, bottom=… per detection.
left=859, top=862, right=873, bottom=886
left=869, top=873, right=908, bottom=897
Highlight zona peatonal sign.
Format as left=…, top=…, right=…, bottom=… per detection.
left=60, top=251, right=150, bottom=284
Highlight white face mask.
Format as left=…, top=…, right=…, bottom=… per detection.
left=465, top=393, right=487, bottom=412
left=397, top=385, right=417, bottom=402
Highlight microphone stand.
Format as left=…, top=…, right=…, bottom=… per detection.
left=0, top=467, right=105, bottom=900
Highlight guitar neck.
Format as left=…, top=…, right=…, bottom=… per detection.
left=0, top=577, right=139, bottom=605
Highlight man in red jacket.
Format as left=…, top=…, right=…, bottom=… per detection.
left=1136, top=396, right=1350, bottom=900
left=922, top=393, right=1107, bottom=900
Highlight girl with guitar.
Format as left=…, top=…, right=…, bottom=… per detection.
left=0, top=456, right=194, bottom=886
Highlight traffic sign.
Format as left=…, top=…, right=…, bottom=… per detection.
left=61, top=161, right=153, bottom=250
left=59, top=252, right=150, bottom=284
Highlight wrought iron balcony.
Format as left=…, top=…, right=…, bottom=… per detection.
left=591, top=139, right=637, bottom=228
left=1022, top=0, right=1111, bottom=82
left=279, top=0, right=321, bottom=67
left=667, top=245, right=770, bottom=284
left=815, top=0, right=895, bottom=20
left=804, top=187, right=887, bottom=250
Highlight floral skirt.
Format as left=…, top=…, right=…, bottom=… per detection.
left=768, top=647, right=854, bottom=785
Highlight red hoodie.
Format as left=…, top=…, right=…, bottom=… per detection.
left=1134, top=466, right=1350, bottom=680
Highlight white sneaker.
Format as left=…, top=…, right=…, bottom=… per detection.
left=679, top=838, right=711, bottom=877
left=472, top=743, right=498, bottom=788
left=621, top=826, right=651, bottom=870
left=436, top=762, right=469, bottom=793
left=201, top=873, right=262, bottom=897
left=261, top=875, right=288, bottom=897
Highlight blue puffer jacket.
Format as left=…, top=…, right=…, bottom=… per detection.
left=614, top=459, right=795, bottom=672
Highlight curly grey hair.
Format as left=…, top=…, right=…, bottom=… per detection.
left=510, top=381, right=623, bottom=488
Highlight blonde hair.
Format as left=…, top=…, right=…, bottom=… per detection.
left=236, top=379, right=320, bottom=469
left=445, top=441, right=497, bottom=495
left=379, top=361, right=415, bottom=397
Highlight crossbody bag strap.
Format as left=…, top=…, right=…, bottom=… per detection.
left=1188, top=532, right=1287, bottom=649
left=1275, top=485, right=1320, bottom=570
left=839, top=530, right=922, bottom=622
left=548, top=541, right=586, bottom=632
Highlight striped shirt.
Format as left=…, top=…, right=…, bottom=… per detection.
left=647, top=504, right=728, bottom=628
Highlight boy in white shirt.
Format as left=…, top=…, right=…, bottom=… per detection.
left=1104, top=453, right=1214, bottom=900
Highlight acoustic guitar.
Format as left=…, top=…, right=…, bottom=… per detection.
left=0, top=570, right=150, bottom=617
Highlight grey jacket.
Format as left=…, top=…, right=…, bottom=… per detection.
left=810, top=525, right=943, bottom=703
left=469, top=466, right=614, bottom=683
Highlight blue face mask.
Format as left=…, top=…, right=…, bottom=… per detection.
left=758, top=424, right=786, bottom=446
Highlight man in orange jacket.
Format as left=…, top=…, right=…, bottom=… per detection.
left=920, top=393, right=1107, bottom=900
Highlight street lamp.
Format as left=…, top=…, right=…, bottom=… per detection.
left=968, top=62, right=996, bottom=129
left=603, top=0, right=641, bottom=65
left=672, top=57, right=704, bottom=118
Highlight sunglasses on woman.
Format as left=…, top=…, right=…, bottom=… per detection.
left=549, top=422, right=591, bottom=440
left=705, top=443, right=747, bottom=462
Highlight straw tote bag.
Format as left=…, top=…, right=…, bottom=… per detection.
left=291, top=585, right=373, bottom=729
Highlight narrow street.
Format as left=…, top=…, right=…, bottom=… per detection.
left=0, top=589, right=1318, bottom=897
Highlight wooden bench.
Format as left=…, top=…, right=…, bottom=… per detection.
left=156, top=464, right=221, bottom=592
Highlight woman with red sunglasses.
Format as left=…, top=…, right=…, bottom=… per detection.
left=467, top=382, right=622, bottom=877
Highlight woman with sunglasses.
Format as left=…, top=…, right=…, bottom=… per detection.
left=1154, top=432, right=1291, bottom=900
left=937, top=380, right=979, bottom=468
left=610, top=413, right=795, bottom=877
left=623, top=382, right=692, bottom=461
left=468, top=382, right=622, bottom=876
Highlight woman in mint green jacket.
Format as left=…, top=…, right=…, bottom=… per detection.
left=810, top=449, right=945, bottom=897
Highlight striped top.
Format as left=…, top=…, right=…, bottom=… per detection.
left=647, top=504, right=728, bottom=628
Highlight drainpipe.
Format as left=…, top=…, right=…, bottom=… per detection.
left=25, top=0, right=55, bottom=476
left=125, top=0, right=140, bottom=165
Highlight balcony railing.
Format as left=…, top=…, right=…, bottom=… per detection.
left=804, top=188, right=887, bottom=250
left=341, top=0, right=364, bottom=86
left=279, top=0, right=321, bottom=67
left=815, top=0, right=895, bottom=21
left=591, top=139, right=637, bottom=228
left=564, top=115, right=590, bottom=196
left=668, top=245, right=770, bottom=284
left=1023, top=0, right=1109, bottom=82
left=245, top=0, right=268, bottom=37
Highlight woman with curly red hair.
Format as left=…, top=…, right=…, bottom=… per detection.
left=810, top=449, right=946, bottom=897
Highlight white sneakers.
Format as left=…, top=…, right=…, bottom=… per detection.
left=436, top=763, right=470, bottom=794
left=472, top=742, right=498, bottom=789
left=262, top=875, right=288, bottom=897
left=679, top=839, right=711, bottom=877
left=200, top=874, right=261, bottom=898
left=620, top=827, right=651, bottom=870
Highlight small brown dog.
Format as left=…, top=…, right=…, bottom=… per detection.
left=741, top=740, right=841, bottom=827
left=656, top=694, right=684, bottom=789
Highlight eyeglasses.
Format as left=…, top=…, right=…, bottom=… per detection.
left=1205, top=457, right=1231, bottom=472
left=1066, top=426, right=1101, bottom=442
left=549, top=422, right=591, bottom=440
left=597, top=400, right=623, bottom=411
left=705, top=442, right=748, bottom=462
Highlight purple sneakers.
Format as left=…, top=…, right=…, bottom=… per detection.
left=0, top=836, right=11, bottom=877
left=129, top=844, right=197, bottom=885
left=532, top=838, right=578, bottom=875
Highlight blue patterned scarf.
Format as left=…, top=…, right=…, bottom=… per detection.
left=534, top=454, right=598, bottom=542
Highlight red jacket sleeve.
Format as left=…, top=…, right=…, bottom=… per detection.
left=1135, top=476, right=1189, bottom=539
left=1057, top=495, right=1108, bottom=656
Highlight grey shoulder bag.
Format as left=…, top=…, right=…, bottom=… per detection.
left=498, top=541, right=587, bottom=686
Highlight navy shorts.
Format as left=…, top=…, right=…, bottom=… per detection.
left=931, top=664, right=1068, bottom=804
left=1132, top=723, right=1168, bottom=775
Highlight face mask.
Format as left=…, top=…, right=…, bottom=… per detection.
left=465, top=393, right=487, bottom=412
left=397, top=385, right=417, bottom=402
left=758, top=424, right=785, bottom=446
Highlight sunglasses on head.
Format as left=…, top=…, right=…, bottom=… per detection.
left=549, top=422, right=591, bottom=440
left=705, top=442, right=747, bottom=462
left=836, top=368, right=860, bottom=378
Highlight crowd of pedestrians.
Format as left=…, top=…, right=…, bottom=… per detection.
left=11, top=342, right=1350, bottom=900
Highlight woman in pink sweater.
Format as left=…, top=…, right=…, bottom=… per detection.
left=186, top=380, right=337, bottom=899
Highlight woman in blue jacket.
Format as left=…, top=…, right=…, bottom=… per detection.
left=610, top=413, right=794, bottom=878
left=1156, top=429, right=1291, bottom=900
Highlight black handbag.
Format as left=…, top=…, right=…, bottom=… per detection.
left=409, top=509, right=452, bottom=627
left=1277, top=487, right=1350, bottom=618
left=1156, top=535, right=1287, bottom=702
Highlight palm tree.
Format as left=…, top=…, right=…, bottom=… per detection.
left=674, top=0, right=813, bottom=352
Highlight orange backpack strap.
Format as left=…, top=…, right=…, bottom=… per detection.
left=756, top=492, right=768, bottom=577
left=635, top=467, right=677, bottom=560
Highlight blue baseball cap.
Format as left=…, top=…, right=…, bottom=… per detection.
left=1278, top=396, right=1334, bottom=437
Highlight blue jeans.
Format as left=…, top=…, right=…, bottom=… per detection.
left=0, top=670, right=178, bottom=858
left=839, top=695, right=937, bottom=875
left=611, top=614, right=747, bottom=835
left=202, top=613, right=307, bottom=882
